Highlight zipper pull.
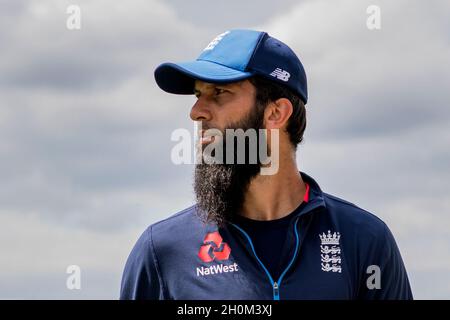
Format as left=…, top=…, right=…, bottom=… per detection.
left=273, top=282, right=280, bottom=300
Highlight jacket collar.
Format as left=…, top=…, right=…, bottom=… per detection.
left=297, top=171, right=327, bottom=218
left=200, top=171, right=327, bottom=232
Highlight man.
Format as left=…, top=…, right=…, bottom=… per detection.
left=120, top=29, right=412, bottom=300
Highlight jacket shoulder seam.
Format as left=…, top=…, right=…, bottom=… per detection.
left=323, top=193, right=388, bottom=227
left=151, top=204, right=197, bottom=228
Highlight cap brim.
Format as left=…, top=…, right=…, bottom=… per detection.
left=154, top=60, right=253, bottom=95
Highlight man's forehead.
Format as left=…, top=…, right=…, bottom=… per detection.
left=194, top=79, right=249, bottom=91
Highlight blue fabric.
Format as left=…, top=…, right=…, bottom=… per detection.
left=197, top=29, right=262, bottom=71
left=120, top=172, right=413, bottom=300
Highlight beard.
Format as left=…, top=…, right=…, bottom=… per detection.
left=194, top=102, right=266, bottom=227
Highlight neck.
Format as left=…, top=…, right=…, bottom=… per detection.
left=240, top=152, right=307, bottom=221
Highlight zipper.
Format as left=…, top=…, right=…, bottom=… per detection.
left=230, top=216, right=301, bottom=300
left=273, top=282, right=280, bottom=300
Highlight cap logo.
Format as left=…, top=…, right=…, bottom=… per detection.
left=270, top=68, right=290, bottom=82
left=203, top=31, right=230, bottom=51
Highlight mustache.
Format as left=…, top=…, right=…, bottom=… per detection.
left=199, top=122, right=264, bottom=134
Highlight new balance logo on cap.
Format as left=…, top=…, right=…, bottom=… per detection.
left=270, top=68, right=291, bottom=82
left=203, top=31, right=230, bottom=51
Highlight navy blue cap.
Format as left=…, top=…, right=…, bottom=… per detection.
left=154, top=29, right=308, bottom=104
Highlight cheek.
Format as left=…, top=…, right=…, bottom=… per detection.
left=210, top=94, right=256, bottom=129
left=227, top=97, right=255, bottom=120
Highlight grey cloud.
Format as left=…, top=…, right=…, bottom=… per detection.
left=0, top=0, right=209, bottom=91
left=263, top=0, right=450, bottom=140
left=0, top=0, right=205, bottom=233
left=0, top=0, right=449, bottom=299
left=164, top=0, right=304, bottom=31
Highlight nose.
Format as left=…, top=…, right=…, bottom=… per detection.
left=190, top=97, right=212, bottom=122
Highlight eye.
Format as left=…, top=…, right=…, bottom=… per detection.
left=214, top=88, right=227, bottom=96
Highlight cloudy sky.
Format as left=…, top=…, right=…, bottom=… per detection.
left=0, top=0, right=449, bottom=299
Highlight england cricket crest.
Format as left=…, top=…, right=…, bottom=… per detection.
left=320, top=230, right=342, bottom=273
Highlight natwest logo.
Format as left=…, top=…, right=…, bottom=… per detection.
left=198, top=231, right=231, bottom=262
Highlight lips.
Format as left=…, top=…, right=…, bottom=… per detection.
left=200, top=135, right=215, bottom=144
left=199, top=129, right=217, bottom=145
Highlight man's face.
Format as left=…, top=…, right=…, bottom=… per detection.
left=191, top=80, right=257, bottom=135
left=191, top=79, right=266, bottom=226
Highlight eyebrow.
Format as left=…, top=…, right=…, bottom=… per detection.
left=194, top=83, right=235, bottom=96
left=193, top=85, right=216, bottom=96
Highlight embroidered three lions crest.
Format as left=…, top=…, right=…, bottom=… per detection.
left=320, top=230, right=342, bottom=273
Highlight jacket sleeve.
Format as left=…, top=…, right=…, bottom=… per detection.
left=359, top=223, right=413, bottom=300
left=120, top=227, right=164, bottom=300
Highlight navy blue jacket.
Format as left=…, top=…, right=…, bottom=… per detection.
left=120, top=172, right=413, bottom=300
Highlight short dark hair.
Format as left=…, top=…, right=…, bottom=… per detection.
left=248, top=76, right=307, bottom=149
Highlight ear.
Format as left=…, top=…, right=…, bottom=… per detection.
left=264, top=98, right=293, bottom=130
